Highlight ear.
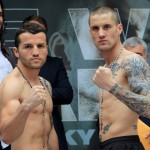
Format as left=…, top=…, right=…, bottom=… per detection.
left=49, top=32, right=71, bottom=70
left=117, top=23, right=123, bottom=35
left=13, top=47, right=19, bottom=58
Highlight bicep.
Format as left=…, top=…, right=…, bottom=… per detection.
left=0, top=83, right=21, bottom=122
left=123, top=55, right=150, bottom=95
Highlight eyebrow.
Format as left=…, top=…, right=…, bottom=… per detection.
left=136, top=52, right=143, bottom=56
left=23, top=43, right=47, bottom=46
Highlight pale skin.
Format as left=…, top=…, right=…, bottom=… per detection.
left=90, top=12, right=150, bottom=142
left=125, top=44, right=150, bottom=143
left=0, top=32, right=59, bottom=150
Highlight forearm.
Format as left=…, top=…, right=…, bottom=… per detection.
left=109, top=82, right=150, bottom=118
left=1, top=103, right=30, bottom=144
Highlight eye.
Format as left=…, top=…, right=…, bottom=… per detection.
left=37, top=44, right=47, bottom=49
left=24, top=44, right=33, bottom=49
left=103, top=24, right=110, bottom=30
left=90, top=26, right=99, bottom=32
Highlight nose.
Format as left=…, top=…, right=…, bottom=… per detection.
left=98, top=28, right=105, bottom=38
left=32, top=46, right=39, bottom=56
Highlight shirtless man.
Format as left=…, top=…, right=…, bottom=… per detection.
left=123, top=37, right=150, bottom=149
left=89, top=6, right=150, bottom=149
left=0, top=23, right=58, bottom=150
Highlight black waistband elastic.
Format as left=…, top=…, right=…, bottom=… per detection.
left=100, top=135, right=140, bottom=147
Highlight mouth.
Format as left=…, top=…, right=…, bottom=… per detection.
left=100, top=39, right=106, bottom=41
left=98, top=40, right=107, bottom=45
left=31, top=58, right=42, bottom=62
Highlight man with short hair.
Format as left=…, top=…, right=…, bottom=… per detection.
left=0, top=23, right=58, bottom=150
left=22, top=15, right=73, bottom=150
left=90, top=6, right=150, bottom=149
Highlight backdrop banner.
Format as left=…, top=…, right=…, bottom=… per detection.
left=4, top=0, right=150, bottom=149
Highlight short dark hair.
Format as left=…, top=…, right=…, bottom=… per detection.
left=89, top=6, right=119, bottom=25
left=22, top=15, right=48, bottom=32
left=14, top=22, right=48, bottom=48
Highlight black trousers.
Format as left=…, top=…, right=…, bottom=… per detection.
left=100, top=135, right=145, bottom=150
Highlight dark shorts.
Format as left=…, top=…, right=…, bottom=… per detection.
left=100, top=135, right=145, bottom=150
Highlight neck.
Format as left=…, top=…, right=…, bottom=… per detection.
left=102, top=44, right=123, bottom=67
left=17, top=65, right=44, bottom=89
left=16, top=63, right=40, bottom=81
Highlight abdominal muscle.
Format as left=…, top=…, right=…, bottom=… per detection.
left=11, top=105, right=52, bottom=150
left=99, top=90, right=138, bottom=142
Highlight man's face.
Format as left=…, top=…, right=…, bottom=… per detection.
left=89, top=12, right=122, bottom=51
left=0, top=5, right=3, bottom=28
left=125, top=44, right=146, bottom=60
left=15, top=32, right=48, bottom=69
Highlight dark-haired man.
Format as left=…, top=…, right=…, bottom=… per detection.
left=0, top=23, right=58, bottom=150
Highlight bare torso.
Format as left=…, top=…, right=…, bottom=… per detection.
left=0, top=68, right=53, bottom=150
left=99, top=50, right=139, bottom=141
left=11, top=98, right=52, bottom=150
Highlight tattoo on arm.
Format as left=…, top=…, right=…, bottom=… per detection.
left=109, top=83, right=119, bottom=93
left=42, top=78, right=52, bottom=96
left=109, top=55, right=150, bottom=118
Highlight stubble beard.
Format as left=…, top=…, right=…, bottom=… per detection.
left=98, top=46, right=111, bottom=52
left=19, top=56, right=45, bottom=70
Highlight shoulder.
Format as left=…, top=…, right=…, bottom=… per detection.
left=121, top=49, right=150, bottom=79
left=40, top=77, right=52, bottom=95
left=1, top=71, right=23, bottom=92
left=0, top=71, right=24, bottom=103
left=121, top=49, right=149, bottom=69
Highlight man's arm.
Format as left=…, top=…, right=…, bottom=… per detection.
left=0, top=79, right=47, bottom=144
left=109, top=54, right=150, bottom=118
left=0, top=102, right=30, bottom=144
left=0, top=81, right=30, bottom=144
left=93, top=54, right=150, bottom=118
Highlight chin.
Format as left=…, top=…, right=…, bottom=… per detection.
left=33, top=62, right=45, bottom=68
left=99, top=48, right=110, bottom=52
left=30, top=65, right=42, bottom=69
